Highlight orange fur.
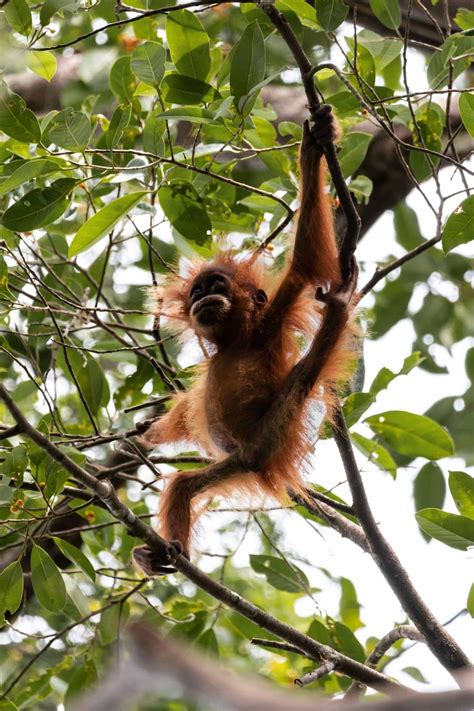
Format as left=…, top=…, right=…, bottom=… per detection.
left=139, top=118, right=358, bottom=561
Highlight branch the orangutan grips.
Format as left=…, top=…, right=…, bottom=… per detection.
left=133, top=105, right=358, bottom=576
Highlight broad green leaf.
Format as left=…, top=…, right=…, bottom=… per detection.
left=393, top=201, right=424, bottom=250
left=370, top=352, right=423, bottom=394
left=99, top=603, right=129, bottom=645
left=357, top=31, right=402, bottom=72
left=416, top=509, right=474, bottom=550
left=0, top=444, right=28, bottom=477
left=414, top=463, right=446, bottom=541
left=278, top=0, right=319, bottom=28
left=197, top=628, right=219, bottom=656
left=459, top=92, right=474, bottom=139
left=455, top=9, right=474, bottom=31
left=142, top=109, right=166, bottom=154
left=106, top=104, right=132, bottom=150
left=166, top=10, right=210, bottom=81
left=442, top=195, right=474, bottom=253
left=0, top=560, right=24, bottom=621
left=230, top=22, right=265, bottom=108
left=250, top=554, right=310, bottom=592
left=68, top=191, right=147, bottom=257
left=343, top=392, right=376, bottom=427
left=315, top=0, right=348, bottom=31
left=53, top=537, right=96, bottom=581
left=109, top=56, right=136, bottom=101
left=159, top=181, right=211, bottom=246
left=49, top=108, right=91, bottom=151
left=2, top=178, right=76, bottom=231
left=351, top=432, right=397, bottom=476
left=307, top=618, right=332, bottom=646
left=339, top=577, right=363, bottom=631
left=369, top=0, right=401, bottom=29
left=152, top=107, right=217, bottom=124
left=331, top=620, right=366, bottom=662
left=40, top=0, right=77, bottom=25
left=468, top=583, right=474, bottom=617
left=0, top=159, right=63, bottom=196
left=338, top=132, right=372, bottom=178
left=402, top=667, right=428, bottom=684
left=31, top=545, right=67, bottom=611
left=365, top=410, right=454, bottom=460
left=27, top=51, right=57, bottom=82
left=0, top=87, right=41, bottom=143
left=349, top=175, right=373, bottom=203
left=131, top=41, right=166, bottom=86
left=65, top=659, right=98, bottom=704
left=162, top=73, right=219, bottom=105
left=427, top=35, right=474, bottom=89
left=449, top=471, right=474, bottom=519
left=4, top=0, right=32, bottom=35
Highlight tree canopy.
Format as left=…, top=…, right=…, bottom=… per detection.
left=0, top=1, right=473, bottom=709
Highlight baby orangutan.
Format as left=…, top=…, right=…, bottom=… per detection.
left=133, top=105, right=358, bottom=575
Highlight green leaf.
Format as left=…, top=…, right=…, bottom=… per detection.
left=109, top=56, right=136, bottom=101
left=40, top=0, right=77, bottom=25
left=53, top=537, right=96, bottom=581
left=0, top=158, right=63, bottom=196
left=49, top=108, right=91, bottom=151
left=0, top=444, right=28, bottom=477
left=0, top=87, right=41, bottom=143
left=31, top=545, right=67, bottom=611
left=468, top=583, right=474, bottom=617
left=4, top=0, right=32, bottom=35
left=351, top=432, right=397, bottom=477
left=0, top=560, right=24, bottom=621
left=315, top=0, right=348, bottom=31
left=230, top=22, right=265, bottom=109
left=249, top=554, right=309, bottom=592
left=415, top=509, right=474, bottom=550
left=65, top=659, right=98, bottom=704
left=442, top=196, right=474, bottom=253
left=131, top=41, right=166, bottom=86
left=277, top=0, right=318, bottom=28
left=68, top=191, right=147, bottom=257
left=369, top=0, right=401, bottom=29
left=427, top=35, right=474, bottom=89
left=365, top=410, right=454, bottom=460
left=197, top=628, right=219, bottom=656
left=166, top=10, right=210, bottom=81
left=106, top=104, right=132, bottom=150
left=152, top=107, right=217, bottom=124
left=27, top=51, right=57, bottom=82
left=449, top=471, right=474, bottom=519
left=159, top=181, right=211, bottom=246
left=99, top=603, right=128, bottom=645
left=393, top=201, right=424, bottom=250
left=369, top=352, right=423, bottom=394
left=343, top=392, right=376, bottom=427
left=414, top=463, right=446, bottom=541
left=331, top=620, right=366, bottom=662
left=162, top=73, right=219, bottom=105
left=142, top=109, right=166, bottom=154
left=455, top=9, right=474, bottom=31
left=338, top=132, right=372, bottom=178
left=2, top=178, right=76, bottom=231
left=459, top=92, right=474, bottom=139
left=339, top=577, right=363, bottom=631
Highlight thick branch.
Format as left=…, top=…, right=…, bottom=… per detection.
left=333, top=408, right=471, bottom=672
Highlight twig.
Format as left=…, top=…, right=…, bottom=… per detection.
left=295, top=660, right=336, bottom=687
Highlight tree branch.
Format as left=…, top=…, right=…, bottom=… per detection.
left=333, top=408, right=471, bottom=673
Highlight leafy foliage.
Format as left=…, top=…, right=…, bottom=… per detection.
left=0, top=1, right=472, bottom=708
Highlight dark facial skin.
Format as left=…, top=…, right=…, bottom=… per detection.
left=187, top=268, right=268, bottom=342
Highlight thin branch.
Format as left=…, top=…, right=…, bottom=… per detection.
left=295, top=660, right=336, bottom=687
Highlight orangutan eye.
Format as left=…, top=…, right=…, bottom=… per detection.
left=190, top=285, right=203, bottom=303
left=255, top=289, right=268, bottom=305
